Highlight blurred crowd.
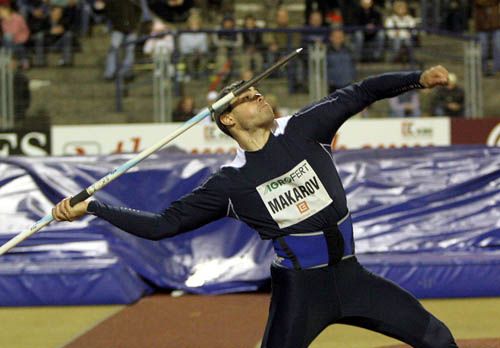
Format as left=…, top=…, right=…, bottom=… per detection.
left=1, top=0, right=497, bottom=122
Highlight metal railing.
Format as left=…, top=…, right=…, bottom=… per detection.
left=153, top=47, right=173, bottom=122
left=0, top=49, right=14, bottom=130
left=464, top=40, right=483, bottom=118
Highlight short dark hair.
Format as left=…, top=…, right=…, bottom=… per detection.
left=211, top=80, right=246, bottom=137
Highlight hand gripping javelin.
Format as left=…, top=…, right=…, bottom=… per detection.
left=0, top=48, right=303, bottom=256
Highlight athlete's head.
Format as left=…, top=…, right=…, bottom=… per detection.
left=212, top=80, right=274, bottom=138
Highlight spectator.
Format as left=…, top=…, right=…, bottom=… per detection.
left=178, top=13, right=208, bottom=79
left=97, top=0, right=142, bottom=81
left=60, top=0, right=81, bottom=35
left=147, top=0, right=193, bottom=24
left=15, top=0, right=30, bottom=17
left=300, top=9, right=328, bottom=93
left=305, top=0, right=347, bottom=26
left=31, top=2, right=75, bottom=67
left=263, top=0, right=283, bottom=23
left=326, top=7, right=343, bottom=27
left=264, top=7, right=300, bottom=72
left=431, top=73, right=465, bottom=117
left=352, top=0, right=385, bottom=61
left=302, top=10, right=327, bottom=48
left=307, top=0, right=363, bottom=26
left=138, top=0, right=153, bottom=22
left=172, top=95, right=196, bottom=121
left=80, top=0, right=109, bottom=36
left=241, top=14, right=264, bottom=73
left=389, top=90, right=421, bottom=117
left=240, top=68, right=254, bottom=81
left=305, top=0, right=329, bottom=25
left=26, top=0, right=50, bottom=67
left=474, top=0, right=500, bottom=76
left=264, top=7, right=301, bottom=91
left=33, top=4, right=75, bottom=67
left=203, top=0, right=234, bottom=24
left=0, top=1, right=30, bottom=69
left=384, top=0, right=417, bottom=63
left=79, top=0, right=97, bottom=36
left=442, top=0, right=469, bottom=32
left=326, top=29, right=356, bottom=92
left=143, top=18, right=174, bottom=56
left=212, top=14, right=242, bottom=79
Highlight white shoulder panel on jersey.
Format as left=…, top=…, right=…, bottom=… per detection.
left=272, top=116, right=292, bottom=136
left=222, top=147, right=247, bottom=169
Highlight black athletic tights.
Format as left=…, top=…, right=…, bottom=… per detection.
left=261, top=257, right=457, bottom=348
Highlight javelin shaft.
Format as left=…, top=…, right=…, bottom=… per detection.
left=0, top=48, right=302, bottom=256
left=234, top=47, right=302, bottom=95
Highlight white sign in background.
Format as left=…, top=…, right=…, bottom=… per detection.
left=333, top=117, right=451, bottom=150
left=51, top=118, right=451, bottom=156
left=51, top=123, right=237, bottom=156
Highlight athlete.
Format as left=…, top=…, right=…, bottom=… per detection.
left=53, top=65, right=457, bottom=348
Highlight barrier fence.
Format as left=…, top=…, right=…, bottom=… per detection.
left=0, top=117, right=498, bottom=157
left=0, top=49, right=14, bottom=130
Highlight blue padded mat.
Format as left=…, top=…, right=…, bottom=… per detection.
left=0, top=145, right=498, bottom=304
left=0, top=240, right=151, bottom=306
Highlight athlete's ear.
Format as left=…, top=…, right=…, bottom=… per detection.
left=220, top=112, right=235, bottom=128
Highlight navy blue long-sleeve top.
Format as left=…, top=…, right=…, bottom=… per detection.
left=88, top=71, right=423, bottom=241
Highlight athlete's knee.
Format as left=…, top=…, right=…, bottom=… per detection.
left=422, top=316, right=457, bottom=348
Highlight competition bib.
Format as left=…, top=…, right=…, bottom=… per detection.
left=256, top=160, right=332, bottom=228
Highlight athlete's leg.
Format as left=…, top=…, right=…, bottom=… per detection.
left=335, top=259, right=457, bottom=348
left=261, top=265, right=341, bottom=348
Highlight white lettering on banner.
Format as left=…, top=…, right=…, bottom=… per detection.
left=63, top=142, right=101, bottom=156
left=401, top=121, right=433, bottom=138
left=20, top=132, right=48, bottom=156
left=114, top=137, right=142, bottom=154
left=256, top=160, right=332, bottom=228
left=0, top=134, right=17, bottom=156
left=487, top=124, right=500, bottom=146
left=0, top=132, right=48, bottom=156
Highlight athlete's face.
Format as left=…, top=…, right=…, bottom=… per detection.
left=222, top=87, right=275, bottom=132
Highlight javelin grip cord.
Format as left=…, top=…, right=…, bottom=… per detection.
left=70, top=190, right=91, bottom=207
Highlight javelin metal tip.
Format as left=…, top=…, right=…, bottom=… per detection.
left=296, top=48, right=303, bottom=53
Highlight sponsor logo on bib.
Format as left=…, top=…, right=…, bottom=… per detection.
left=257, top=160, right=332, bottom=228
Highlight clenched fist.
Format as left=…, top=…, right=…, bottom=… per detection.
left=52, top=197, right=90, bottom=222
left=419, top=65, right=449, bottom=88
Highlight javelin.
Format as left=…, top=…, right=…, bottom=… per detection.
left=0, top=48, right=303, bottom=256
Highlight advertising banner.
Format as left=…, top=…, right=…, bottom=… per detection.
left=52, top=123, right=237, bottom=156
left=0, top=129, right=51, bottom=156
left=52, top=118, right=452, bottom=156
left=333, top=118, right=451, bottom=150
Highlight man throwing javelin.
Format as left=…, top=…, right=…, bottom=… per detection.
left=54, top=65, right=457, bottom=348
